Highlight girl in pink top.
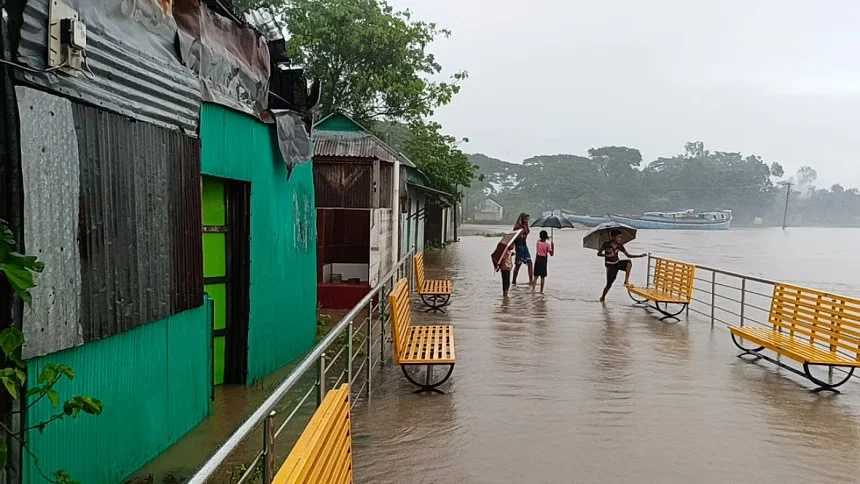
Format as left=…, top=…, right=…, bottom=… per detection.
left=533, top=230, right=554, bottom=293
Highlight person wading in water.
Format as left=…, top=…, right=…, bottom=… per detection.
left=598, top=229, right=646, bottom=302
left=512, top=213, right=533, bottom=285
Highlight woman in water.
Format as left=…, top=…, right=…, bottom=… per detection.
left=512, top=213, right=533, bottom=285
left=533, top=230, right=554, bottom=293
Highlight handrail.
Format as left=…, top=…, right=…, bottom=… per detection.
left=187, top=252, right=413, bottom=484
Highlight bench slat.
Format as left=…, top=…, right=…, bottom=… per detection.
left=415, top=252, right=453, bottom=296
left=389, top=278, right=456, bottom=365
left=730, top=327, right=860, bottom=367
left=274, top=384, right=352, bottom=484
left=629, top=258, right=695, bottom=305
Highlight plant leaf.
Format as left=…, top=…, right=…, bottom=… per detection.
left=1, top=376, right=18, bottom=399
left=46, top=389, right=59, bottom=408
left=0, top=328, right=25, bottom=360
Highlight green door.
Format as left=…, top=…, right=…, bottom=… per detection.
left=203, top=177, right=228, bottom=385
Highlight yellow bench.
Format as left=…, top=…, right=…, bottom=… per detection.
left=730, top=283, right=860, bottom=393
left=414, top=252, right=452, bottom=312
left=627, top=258, right=696, bottom=321
left=389, top=277, right=456, bottom=392
left=274, top=384, right=352, bottom=483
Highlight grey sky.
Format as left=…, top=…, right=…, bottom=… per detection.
left=390, top=0, right=860, bottom=189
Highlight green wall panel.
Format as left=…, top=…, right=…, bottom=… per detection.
left=202, top=177, right=226, bottom=226
left=24, top=302, right=212, bottom=484
left=200, top=104, right=317, bottom=382
left=202, top=233, right=227, bottom=277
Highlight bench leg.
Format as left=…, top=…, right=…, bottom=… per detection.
left=804, top=363, right=855, bottom=394
left=400, top=364, right=455, bottom=394
left=421, top=294, right=450, bottom=313
left=730, top=332, right=766, bottom=357
left=627, top=290, right=648, bottom=305
left=654, top=302, right=686, bottom=322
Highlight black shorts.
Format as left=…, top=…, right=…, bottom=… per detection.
left=501, top=270, right=511, bottom=292
left=605, top=260, right=631, bottom=286
left=534, top=256, right=548, bottom=277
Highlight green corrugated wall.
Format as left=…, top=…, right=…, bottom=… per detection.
left=200, top=104, right=317, bottom=382
left=24, top=302, right=212, bottom=484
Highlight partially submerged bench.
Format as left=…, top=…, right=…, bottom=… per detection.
left=389, top=277, right=456, bottom=392
left=414, top=252, right=452, bottom=312
left=730, top=283, right=860, bottom=393
left=627, top=258, right=696, bottom=321
left=273, top=384, right=352, bottom=483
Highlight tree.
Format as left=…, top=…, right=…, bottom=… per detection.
left=279, top=0, right=466, bottom=121
left=770, top=162, right=785, bottom=178
left=403, top=121, right=476, bottom=199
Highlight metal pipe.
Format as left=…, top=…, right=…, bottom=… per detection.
left=262, top=410, right=276, bottom=483
left=710, top=271, right=716, bottom=326
left=366, top=309, right=373, bottom=397
left=318, top=352, right=327, bottom=406
left=188, top=252, right=413, bottom=484
left=646, top=252, right=652, bottom=287
left=740, top=278, right=746, bottom=327
left=380, top=284, right=387, bottom=365
left=347, top=320, right=354, bottom=386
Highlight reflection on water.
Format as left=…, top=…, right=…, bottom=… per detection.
left=352, top=227, right=860, bottom=483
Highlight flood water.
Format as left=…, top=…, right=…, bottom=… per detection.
left=351, top=226, right=860, bottom=484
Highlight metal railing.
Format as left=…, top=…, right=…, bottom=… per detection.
left=647, top=254, right=778, bottom=331
left=645, top=254, right=859, bottom=376
left=188, top=252, right=414, bottom=484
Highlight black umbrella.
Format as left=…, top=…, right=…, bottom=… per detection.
left=582, top=222, right=637, bottom=250
left=531, top=210, right=576, bottom=236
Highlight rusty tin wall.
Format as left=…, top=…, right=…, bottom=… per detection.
left=313, top=160, right=374, bottom=208
left=74, top=102, right=203, bottom=342
left=13, top=0, right=201, bottom=132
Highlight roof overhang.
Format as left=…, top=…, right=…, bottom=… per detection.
left=407, top=182, right=455, bottom=206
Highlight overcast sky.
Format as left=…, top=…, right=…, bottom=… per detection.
left=389, top=0, right=860, bottom=189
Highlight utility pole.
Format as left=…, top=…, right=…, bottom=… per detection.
left=781, top=182, right=791, bottom=230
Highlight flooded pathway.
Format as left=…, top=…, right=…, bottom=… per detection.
left=352, top=228, right=860, bottom=483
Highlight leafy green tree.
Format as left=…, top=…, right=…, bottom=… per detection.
left=403, top=121, right=475, bottom=199
left=279, top=0, right=466, bottom=122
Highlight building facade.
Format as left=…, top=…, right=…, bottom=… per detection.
left=1, top=0, right=317, bottom=481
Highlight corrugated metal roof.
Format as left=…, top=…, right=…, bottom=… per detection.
left=313, top=129, right=415, bottom=167
left=15, top=0, right=201, bottom=133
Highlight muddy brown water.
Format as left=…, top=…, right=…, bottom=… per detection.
left=140, top=227, right=860, bottom=483
left=352, top=227, right=860, bottom=484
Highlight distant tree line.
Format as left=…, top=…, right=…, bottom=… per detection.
left=465, top=142, right=860, bottom=227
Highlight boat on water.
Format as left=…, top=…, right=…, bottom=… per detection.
left=563, top=213, right=611, bottom=227
left=609, top=210, right=732, bottom=230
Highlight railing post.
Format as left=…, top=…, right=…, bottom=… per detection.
left=366, top=307, right=373, bottom=397
left=380, top=283, right=386, bottom=365
left=318, top=352, right=327, bottom=406
left=740, top=278, right=746, bottom=327
left=262, top=410, right=276, bottom=483
left=347, top=320, right=354, bottom=387
left=710, top=271, right=716, bottom=326
left=647, top=252, right=652, bottom=287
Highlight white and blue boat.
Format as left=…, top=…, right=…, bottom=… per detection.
left=609, top=210, right=732, bottom=230
left=563, top=213, right=611, bottom=227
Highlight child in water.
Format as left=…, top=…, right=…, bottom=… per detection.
left=498, top=246, right=514, bottom=298
left=533, top=230, right=554, bottom=293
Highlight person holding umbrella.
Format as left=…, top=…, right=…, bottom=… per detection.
left=582, top=222, right=645, bottom=302
left=598, top=229, right=646, bottom=302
